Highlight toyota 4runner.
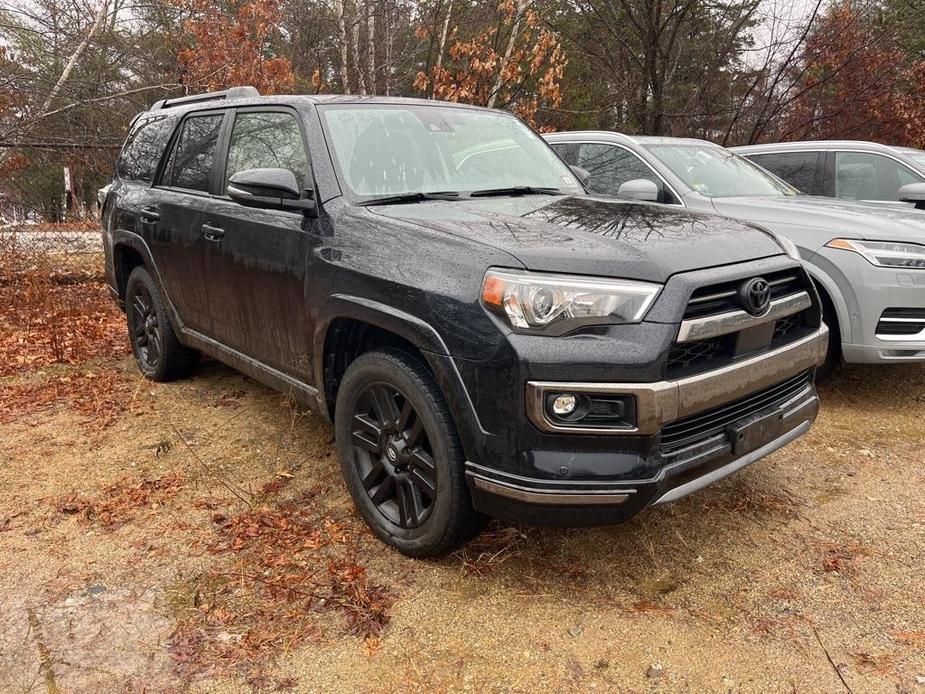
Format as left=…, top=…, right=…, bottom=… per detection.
left=101, top=88, right=829, bottom=556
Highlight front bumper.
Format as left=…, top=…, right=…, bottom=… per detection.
left=812, top=247, right=925, bottom=363
left=465, top=325, right=827, bottom=526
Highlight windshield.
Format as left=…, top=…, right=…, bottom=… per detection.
left=318, top=104, right=582, bottom=200
left=644, top=144, right=797, bottom=198
left=902, top=151, right=925, bottom=168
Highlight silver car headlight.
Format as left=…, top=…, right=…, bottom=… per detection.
left=826, top=239, right=925, bottom=269
left=481, top=268, right=661, bottom=334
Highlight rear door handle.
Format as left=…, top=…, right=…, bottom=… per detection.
left=139, top=207, right=160, bottom=222
left=202, top=223, right=225, bottom=240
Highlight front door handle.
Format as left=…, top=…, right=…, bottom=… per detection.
left=139, top=207, right=160, bottom=222
left=202, top=223, right=225, bottom=241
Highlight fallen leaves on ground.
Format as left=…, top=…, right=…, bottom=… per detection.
left=170, top=493, right=393, bottom=683
left=0, top=367, right=132, bottom=427
left=54, top=473, right=185, bottom=529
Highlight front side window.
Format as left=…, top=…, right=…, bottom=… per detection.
left=165, top=113, right=224, bottom=192
left=749, top=152, right=821, bottom=195
left=645, top=144, right=796, bottom=198
left=576, top=143, right=675, bottom=203
left=117, top=116, right=175, bottom=182
left=225, top=111, right=309, bottom=192
left=319, top=104, right=582, bottom=199
left=835, top=151, right=925, bottom=201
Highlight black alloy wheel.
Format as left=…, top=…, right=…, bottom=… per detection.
left=335, top=348, right=485, bottom=556
left=130, top=282, right=161, bottom=369
left=350, top=382, right=438, bottom=529
left=124, top=265, right=199, bottom=382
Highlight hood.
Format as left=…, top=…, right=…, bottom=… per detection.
left=710, top=194, right=925, bottom=244
left=368, top=195, right=785, bottom=281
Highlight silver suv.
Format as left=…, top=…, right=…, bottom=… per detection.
left=544, top=132, right=925, bottom=368
left=732, top=141, right=925, bottom=207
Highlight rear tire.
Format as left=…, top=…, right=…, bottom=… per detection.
left=335, top=348, right=486, bottom=557
left=125, top=266, right=199, bottom=382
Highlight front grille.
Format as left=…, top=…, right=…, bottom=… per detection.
left=876, top=307, right=925, bottom=336
left=660, top=370, right=812, bottom=454
left=683, top=269, right=804, bottom=320
left=666, top=337, right=724, bottom=371
left=668, top=267, right=815, bottom=377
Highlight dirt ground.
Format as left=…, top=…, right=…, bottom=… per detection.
left=1, top=264, right=924, bottom=693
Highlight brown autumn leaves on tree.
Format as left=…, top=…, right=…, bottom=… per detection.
left=173, top=0, right=295, bottom=94
left=412, top=0, right=566, bottom=128
left=2, top=0, right=925, bottom=221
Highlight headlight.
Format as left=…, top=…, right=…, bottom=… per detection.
left=777, top=235, right=801, bottom=261
left=481, top=268, right=661, bottom=334
left=826, top=239, right=925, bottom=269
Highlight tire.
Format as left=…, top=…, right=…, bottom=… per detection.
left=335, top=348, right=486, bottom=557
left=125, top=266, right=199, bottom=382
left=816, top=290, right=842, bottom=382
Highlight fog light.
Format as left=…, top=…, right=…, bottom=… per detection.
left=552, top=394, right=577, bottom=415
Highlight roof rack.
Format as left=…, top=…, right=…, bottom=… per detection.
left=150, top=86, right=260, bottom=111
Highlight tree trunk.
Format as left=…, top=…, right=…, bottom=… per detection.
left=384, top=3, right=393, bottom=95
left=40, top=0, right=111, bottom=115
left=433, top=0, right=454, bottom=98
left=367, top=0, right=376, bottom=93
left=488, top=0, right=528, bottom=108
left=335, top=0, right=351, bottom=93
left=352, top=0, right=367, bottom=95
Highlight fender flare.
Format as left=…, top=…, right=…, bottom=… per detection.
left=111, top=230, right=187, bottom=332
left=312, top=295, right=488, bottom=440
left=803, top=263, right=852, bottom=343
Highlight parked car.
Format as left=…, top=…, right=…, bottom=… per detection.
left=544, top=132, right=925, bottom=370
left=732, top=140, right=925, bottom=208
left=101, top=90, right=827, bottom=556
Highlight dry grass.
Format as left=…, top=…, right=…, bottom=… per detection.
left=1, top=237, right=924, bottom=692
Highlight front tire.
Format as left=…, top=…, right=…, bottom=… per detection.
left=125, top=266, right=199, bottom=382
left=335, top=349, right=485, bottom=557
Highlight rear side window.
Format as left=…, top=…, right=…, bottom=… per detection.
left=116, top=116, right=174, bottom=182
left=224, top=111, right=308, bottom=191
left=749, top=152, right=821, bottom=194
left=164, top=113, right=224, bottom=192
left=834, top=151, right=925, bottom=201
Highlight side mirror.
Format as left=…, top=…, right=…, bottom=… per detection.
left=617, top=178, right=660, bottom=202
left=228, top=168, right=316, bottom=214
left=898, top=182, right=925, bottom=210
left=569, top=165, right=591, bottom=187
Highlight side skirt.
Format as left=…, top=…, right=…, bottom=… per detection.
left=180, top=328, right=325, bottom=415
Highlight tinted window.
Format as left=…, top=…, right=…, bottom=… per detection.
left=835, top=151, right=925, bottom=201
left=224, top=111, right=308, bottom=191
left=166, top=114, right=224, bottom=192
left=749, top=152, right=820, bottom=194
left=576, top=143, right=659, bottom=197
left=117, top=116, right=174, bottom=182
left=575, top=143, right=678, bottom=203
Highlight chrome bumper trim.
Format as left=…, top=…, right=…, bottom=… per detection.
left=469, top=476, right=634, bottom=506
left=525, top=325, right=828, bottom=435
left=653, top=419, right=811, bottom=505
left=677, top=291, right=812, bottom=343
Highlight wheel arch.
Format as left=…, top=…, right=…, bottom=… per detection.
left=803, top=264, right=851, bottom=345
left=315, top=295, right=451, bottom=420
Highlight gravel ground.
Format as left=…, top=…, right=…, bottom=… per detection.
left=0, top=352, right=923, bottom=693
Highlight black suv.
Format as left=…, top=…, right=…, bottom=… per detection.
left=101, top=87, right=829, bottom=556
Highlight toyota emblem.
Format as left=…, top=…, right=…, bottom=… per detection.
left=386, top=447, right=398, bottom=462
left=738, top=277, right=771, bottom=316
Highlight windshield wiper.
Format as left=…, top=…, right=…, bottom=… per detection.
left=469, top=186, right=564, bottom=198
left=357, top=191, right=462, bottom=206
